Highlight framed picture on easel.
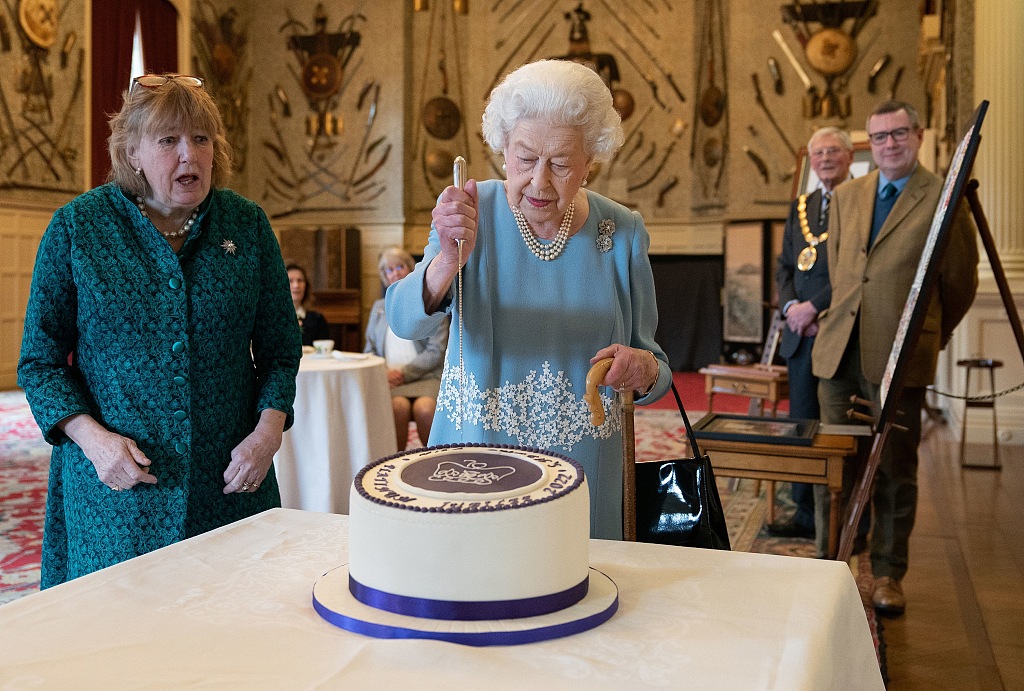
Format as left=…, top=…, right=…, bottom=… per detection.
left=837, top=101, right=990, bottom=561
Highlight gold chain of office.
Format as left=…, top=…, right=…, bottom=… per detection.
left=796, top=194, right=827, bottom=272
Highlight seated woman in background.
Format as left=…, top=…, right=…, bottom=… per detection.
left=364, top=248, right=449, bottom=449
left=287, top=263, right=330, bottom=347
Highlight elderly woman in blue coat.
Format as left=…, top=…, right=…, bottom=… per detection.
left=18, top=74, right=301, bottom=586
left=365, top=247, right=449, bottom=449
left=386, top=60, right=671, bottom=539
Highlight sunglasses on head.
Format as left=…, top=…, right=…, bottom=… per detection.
left=131, top=74, right=205, bottom=93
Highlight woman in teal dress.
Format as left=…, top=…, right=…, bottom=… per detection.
left=386, top=60, right=671, bottom=539
left=17, top=75, right=301, bottom=586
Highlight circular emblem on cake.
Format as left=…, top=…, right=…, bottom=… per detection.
left=400, top=449, right=543, bottom=496
left=355, top=444, right=585, bottom=511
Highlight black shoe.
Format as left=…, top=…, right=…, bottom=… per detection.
left=764, top=520, right=815, bottom=539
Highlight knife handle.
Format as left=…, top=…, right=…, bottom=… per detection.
left=453, top=156, right=467, bottom=191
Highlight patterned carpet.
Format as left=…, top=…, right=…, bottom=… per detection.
left=0, top=391, right=48, bottom=606
left=0, top=388, right=883, bottom=677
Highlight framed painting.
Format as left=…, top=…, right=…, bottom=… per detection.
left=693, top=413, right=819, bottom=446
left=723, top=221, right=764, bottom=343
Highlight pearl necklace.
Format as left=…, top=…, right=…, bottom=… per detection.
left=137, top=196, right=199, bottom=239
left=511, top=201, right=574, bottom=261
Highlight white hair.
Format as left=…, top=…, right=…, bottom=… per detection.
left=482, top=60, right=624, bottom=162
left=807, top=126, right=853, bottom=151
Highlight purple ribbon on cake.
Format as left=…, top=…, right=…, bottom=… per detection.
left=348, top=575, right=590, bottom=620
left=313, top=595, right=619, bottom=647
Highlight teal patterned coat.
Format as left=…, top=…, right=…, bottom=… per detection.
left=18, top=184, right=302, bottom=587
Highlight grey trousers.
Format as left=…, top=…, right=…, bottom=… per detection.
left=815, top=337, right=924, bottom=579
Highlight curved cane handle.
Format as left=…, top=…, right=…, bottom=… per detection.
left=585, top=357, right=614, bottom=426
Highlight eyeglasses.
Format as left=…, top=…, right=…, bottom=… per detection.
left=867, top=127, right=913, bottom=145
left=131, top=74, right=205, bottom=93
left=809, top=146, right=844, bottom=158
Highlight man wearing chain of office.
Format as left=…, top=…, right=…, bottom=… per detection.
left=770, top=126, right=854, bottom=542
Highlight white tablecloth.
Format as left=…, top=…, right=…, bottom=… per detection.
left=0, top=509, right=884, bottom=690
left=274, top=353, right=397, bottom=514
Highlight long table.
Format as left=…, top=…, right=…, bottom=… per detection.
left=0, top=509, right=883, bottom=689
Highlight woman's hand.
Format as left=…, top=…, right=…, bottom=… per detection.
left=58, top=414, right=157, bottom=491
left=590, top=344, right=660, bottom=395
left=424, top=180, right=478, bottom=311
left=387, top=368, right=405, bottom=388
left=431, top=179, right=479, bottom=264
left=223, top=409, right=287, bottom=494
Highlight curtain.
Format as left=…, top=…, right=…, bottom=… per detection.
left=90, top=1, right=178, bottom=188
left=138, top=1, right=179, bottom=75
left=651, top=256, right=724, bottom=372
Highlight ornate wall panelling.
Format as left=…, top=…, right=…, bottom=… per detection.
left=728, top=0, right=929, bottom=221
left=244, top=0, right=403, bottom=224
left=0, top=0, right=86, bottom=198
left=408, top=0, right=696, bottom=238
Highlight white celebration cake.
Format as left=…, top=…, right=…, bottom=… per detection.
left=312, top=444, right=619, bottom=645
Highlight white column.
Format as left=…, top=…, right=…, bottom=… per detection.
left=945, top=0, right=1024, bottom=445
left=973, top=0, right=1024, bottom=279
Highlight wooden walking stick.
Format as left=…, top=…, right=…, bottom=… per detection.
left=585, top=358, right=636, bottom=541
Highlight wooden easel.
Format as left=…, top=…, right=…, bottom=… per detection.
left=836, top=178, right=1024, bottom=561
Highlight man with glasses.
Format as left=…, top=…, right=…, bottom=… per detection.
left=769, top=127, right=854, bottom=542
left=812, top=101, right=978, bottom=616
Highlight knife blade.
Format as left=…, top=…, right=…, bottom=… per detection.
left=867, top=54, right=891, bottom=94
left=771, top=30, right=813, bottom=93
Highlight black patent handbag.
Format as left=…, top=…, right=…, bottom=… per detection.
left=633, top=383, right=731, bottom=550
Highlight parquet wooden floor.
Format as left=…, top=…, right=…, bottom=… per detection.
left=882, top=422, right=1024, bottom=690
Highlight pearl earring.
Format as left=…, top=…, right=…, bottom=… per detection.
left=134, top=167, right=142, bottom=175
left=582, top=178, right=589, bottom=187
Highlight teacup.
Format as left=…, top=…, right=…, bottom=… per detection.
left=312, top=339, right=335, bottom=357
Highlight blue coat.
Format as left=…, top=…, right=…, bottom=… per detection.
left=386, top=180, right=671, bottom=539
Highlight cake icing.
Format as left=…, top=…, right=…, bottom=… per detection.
left=348, top=444, right=590, bottom=619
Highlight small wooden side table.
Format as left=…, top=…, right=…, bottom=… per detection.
left=697, top=432, right=857, bottom=558
left=698, top=364, right=789, bottom=416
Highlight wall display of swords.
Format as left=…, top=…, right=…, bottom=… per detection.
left=413, top=0, right=472, bottom=208
left=179, top=0, right=927, bottom=227
left=257, top=3, right=393, bottom=219
left=731, top=0, right=924, bottom=219
left=0, top=0, right=85, bottom=196
left=449, top=0, right=691, bottom=217
left=690, top=0, right=728, bottom=211
left=193, top=2, right=251, bottom=173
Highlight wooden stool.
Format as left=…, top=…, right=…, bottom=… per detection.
left=957, top=358, right=1003, bottom=470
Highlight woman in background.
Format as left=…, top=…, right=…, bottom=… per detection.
left=18, top=74, right=300, bottom=587
left=286, top=263, right=330, bottom=346
left=364, top=247, right=449, bottom=449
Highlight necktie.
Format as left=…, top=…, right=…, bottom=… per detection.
left=818, top=191, right=832, bottom=230
left=868, top=183, right=897, bottom=249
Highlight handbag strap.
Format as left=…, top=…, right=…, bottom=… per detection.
left=669, top=382, right=703, bottom=458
